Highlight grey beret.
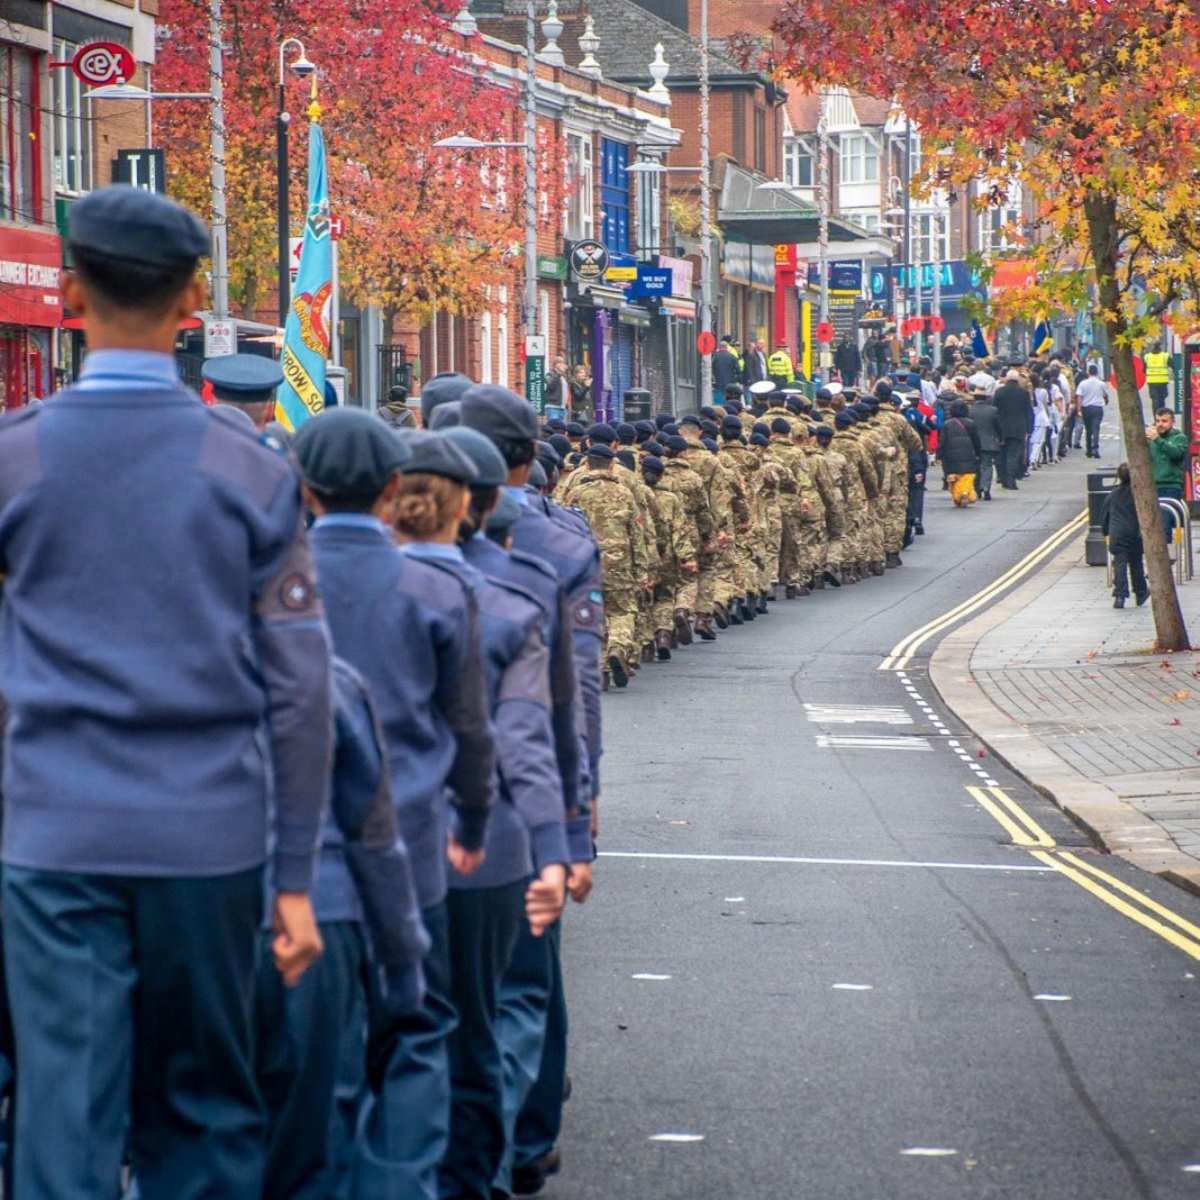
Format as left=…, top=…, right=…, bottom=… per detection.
left=292, top=408, right=411, bottom=495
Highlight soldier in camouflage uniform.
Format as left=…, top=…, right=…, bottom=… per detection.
left=565, top=444, right=646, bottom=688
left=831, top=408, right=878, bottom=583
left=872, top=381, right=925, bottom=567
left=851, top=401, right=892, bottom=577
left=812, top=423, right=851, bottom=585
left=678, top=416, right=730, bottom=635
left=660, top=435, right=716, bottom=641
left=641, top=455, right=698, bottom=659
left=795, top=423, right=845, bottom=588
left=720, top=418, right=767, bottom=620
left=765, top=418, right=815, bottom=597
left=749, top=431, right=786, bottom=604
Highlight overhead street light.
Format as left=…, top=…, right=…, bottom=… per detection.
left=277, top=38, right=318, bottom=326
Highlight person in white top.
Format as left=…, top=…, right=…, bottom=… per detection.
left=1076, top=363, right=1109, bottom=458
left=1030, top=377, right=1054, bottom=470
left=966, top=364, right=997, bottom=396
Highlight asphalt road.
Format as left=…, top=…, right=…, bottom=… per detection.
left=554, top=435, right=1200, bottom=1200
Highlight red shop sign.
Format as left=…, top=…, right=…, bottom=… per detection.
left=0, top=226, right=64, bottom=328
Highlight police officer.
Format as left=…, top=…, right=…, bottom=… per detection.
left=0, top=185, right=332, bottom=1200
left=767, top=341, right=795, bottom=389
left=1145, top=342, right=1171, bottom=409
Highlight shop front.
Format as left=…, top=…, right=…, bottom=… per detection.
left=0, top=224, right=63, bottom=407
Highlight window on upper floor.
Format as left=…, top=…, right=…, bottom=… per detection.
left=635, top=163, right=661, bottom=256
left=839, top=132, right=880, bottom=186
left=599, top=138, right=628, bottom=254
left=1, top=44, right=42, bottom=222
left=564, top=131, right=593, bottom=242
left=783, top=138, right=814, bottom=189
left=52, top=40, right=91, bottom=196
left=979, top=184, right=1023, bottom=255
left=912, top=211, right=952, bottom=264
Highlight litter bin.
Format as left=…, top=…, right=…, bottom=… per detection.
left=623, top=388, right=652, bottom=424
left=1086, top=469, right=1119, bottom=566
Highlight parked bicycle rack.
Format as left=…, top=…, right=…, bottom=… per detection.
left=1158, top=498, right=1193, bottom=584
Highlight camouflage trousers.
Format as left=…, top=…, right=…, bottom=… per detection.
left=604, top=587, right=640, bottom=661
left=885, top=483, right=908, bottom=554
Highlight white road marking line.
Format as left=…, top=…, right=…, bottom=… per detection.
left=1034, top=993, right=1072, bottom=1002
left=804, top=704, right=914, bottom=725
left=901, top=1148, right=958, bottom=1157
left=1182, top=1164, right=1200, bottom=1172
left=832, top=983, right=874, bottom=991
left=723, top=896, right=745, bottom=903
left=815, top=734, right=932, bottom=751
left=650, top=1133, right=705, bottom=1143
left=600, top=851, right=1057, bottom=873
left=632, top=973, right=672, bottom=981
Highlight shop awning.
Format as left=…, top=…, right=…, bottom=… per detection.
left=718, top=165, right=873, bottom=247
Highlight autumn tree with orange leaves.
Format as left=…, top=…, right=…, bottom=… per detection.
left=154, top=0, right=556, bottom=328
left=775, top=0, right=1200, bottom=650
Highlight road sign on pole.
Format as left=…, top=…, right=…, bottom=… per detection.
left=525, top=334, right=547, bottom=415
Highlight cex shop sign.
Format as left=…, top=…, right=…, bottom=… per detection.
left=0, top=226, right=64, bottom=328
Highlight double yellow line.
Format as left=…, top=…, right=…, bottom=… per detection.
left=880, top=510, right=1087, bottom=672
left=968, top=785, right=1200, bottom=961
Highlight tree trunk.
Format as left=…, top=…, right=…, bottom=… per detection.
left=1084, top=192, right=1190, bottom=650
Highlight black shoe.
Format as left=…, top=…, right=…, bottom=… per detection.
left=1136, top=590, right=1151, bottom=607
left=608, top=650, right=630, bottom=688
left=983, top=491, right=992, bottom=501
left=712, top=602, right=729, bottom=630
left=1113, top=597, right=1126, bottom=609
left=914, top=523, right=925, bottom=535
left=512, top=1146, right=562, bottom=1198
left=728, top=605, right=744, bottom=625
left=886, top=551, right=903, bottom=569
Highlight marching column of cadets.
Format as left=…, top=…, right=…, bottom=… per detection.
left=0, top=184, right=936, bottom=1200
left=0, top=186, right=596, bottom=1200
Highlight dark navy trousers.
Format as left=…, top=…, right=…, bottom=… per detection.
left=256, top=921, right=366, bottom=1200
left=3, top=865, right=265, bottom=1200
left=356, top=902, right=454, bottom=1200
left=439, top=881, right=525, bottom=1200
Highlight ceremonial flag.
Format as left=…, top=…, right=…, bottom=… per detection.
left=277, top=114, right=332, bottom=431
left=971, top=319, right=990, bottom=359
left=1032, top=319, right=1054, bottom=356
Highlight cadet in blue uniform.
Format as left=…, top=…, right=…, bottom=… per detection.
left=392, top=431, right=568, bottom=1200
left=459, top=386, right=599, bottom=1199
left=0, top=185, right=332, bottom=1200
left=261, top=418, right=430, bottom=1200
left=296, top=411, right=495, bottom=1200
left=203, top=352, right=283, bottom=433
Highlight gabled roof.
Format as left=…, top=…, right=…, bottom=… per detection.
left=785, top=88, right=891, bottom=135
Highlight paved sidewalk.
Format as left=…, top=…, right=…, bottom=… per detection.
left=931, top=542, right=1200, bottom=895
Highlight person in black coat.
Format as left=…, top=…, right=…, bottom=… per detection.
left=1101, top=463, right=1150, bottom=608
left=712, top=338, right=742, bottom=400
left=938, top=399, right=982, bottom=506
left=967, top=391, right=1003, bottom=500
left=992, top=371, right=1034, bottom=489
left=834, top=335, right=863, bottom=387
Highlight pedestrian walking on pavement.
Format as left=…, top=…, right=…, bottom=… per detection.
left=1076, top=363, right=1108, bottom=458
left=1102, top=462, right=1150, bottom=608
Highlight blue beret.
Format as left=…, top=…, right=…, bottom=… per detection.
left=293, top=408, right=411, bottom=496
left=698, top=407, right=717, bottom=420
left=680, top=414, right=703, bottom=429
left=700, top=437, right=719, bottom=453
left=488, top=490, right=523, bottom=531
left=724, top=398, right=743, bottom=413
left=662, top=422, right=680, bottom=437
left=400, top=431, right=479, bottom=483
left=201, top=353, right=283, bottom=402
left=546, top=418, right=568, bottom=432
left=587, top=423, right=617, bottom=444
left=752, top=421, right=771, bottom=438
left=700, top=420, right=719, bottom=437
left=616, top=449, right=637, bottom=471
left=616, top=422, right=637, bottom=444
left=69, top=185, right=209, bottom=267
left=785, top=397, right=802, bottom=414
left=428, top=401, right=462, bottom=430
left=653, top=412, right=674, bottom=428
left=536, top=439, right=563, bottom=469
left=835, top=410, right=856, bottom=428
left=548, top=433, right=573, bottom=459
left=815, top=388, right=832, bottom=401
left=770, top=418, right=792, bottom=435
left=585, top=444, right=616, bottom=460
left=749, top=432, right=769, bottom=447
left=442, top=426, right=508, bottom=487
left=420, top=373, right=474, bottom=424
left=874, top=379, right=894, bottom=399
left=721, top=416, right=742, bottom=431
left=642, top=440, right=664, bottom=457
left=814, top=425, right=834, bottom=441
left=663, top=435, right=689, bottom=454
left=641, top=455, right=665, bottom=475
left=528, top=459, right=548, bottom=488
left=461, top=384, right=539, bottom=444
left=634, top=420, right=656, bottom=437
left=567, top=421, right=586, bottom=436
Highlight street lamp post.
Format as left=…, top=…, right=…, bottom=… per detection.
left=277, top=39, right=316, bottom=328
left=523, top=0, right=539, bottom=352
left=816, top=86, right=830, bottom=382
left=698, top=0, right=713, bottom=406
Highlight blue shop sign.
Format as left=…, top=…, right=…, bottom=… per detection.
left=870, top=260, right=981, bottom=301
left=631, top=266, right=672, bottom=298
left=807, top=260, right=863, bottom=292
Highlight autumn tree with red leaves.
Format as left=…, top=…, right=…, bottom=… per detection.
left=775, top=0, right=1200, bottom=649
left=154, top=0, right=554, bottom=328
